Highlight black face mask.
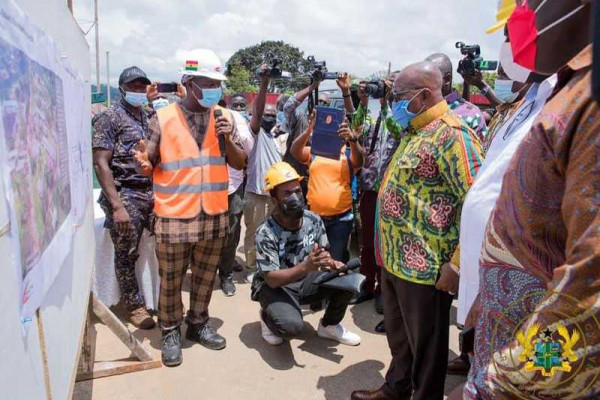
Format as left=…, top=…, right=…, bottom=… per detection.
left=261, top=116, right=276, bottom=132
left=279, top=192, right=305, bottom=219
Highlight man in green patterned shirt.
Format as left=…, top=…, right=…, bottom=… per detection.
left=352, top=61, right=483, bottom=400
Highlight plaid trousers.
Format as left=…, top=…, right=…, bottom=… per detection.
left=156, top=237, right=225, bottom=330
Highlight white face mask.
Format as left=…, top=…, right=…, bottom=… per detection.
left=499, top=42, right=531, bottom=83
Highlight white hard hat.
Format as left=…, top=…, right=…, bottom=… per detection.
left=180, top=49, right=227, bottom=81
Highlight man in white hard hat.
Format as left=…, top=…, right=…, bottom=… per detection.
left=133, top=49, right=247, bottom=367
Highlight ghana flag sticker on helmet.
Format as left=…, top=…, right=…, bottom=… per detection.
left=185, top=60, right=199, bottom=72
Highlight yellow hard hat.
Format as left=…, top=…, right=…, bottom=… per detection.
left=264, top=162, right=303, bottom=193
left=486, top=0, right=516, bottom=34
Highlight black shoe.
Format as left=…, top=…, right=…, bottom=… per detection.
left=220, top=277, right=237, bottom=297
left=374, top=320, right=385, bottom=333
left=186, top=321, right=227, bottom=350
left=310, top=301, right=324, bottom=311
left=161, top=327, right=182, bottom=367
left=232, top=260, right=244, bottom=273
left=350, top=290, right=374, bottom=305
left=374, top=293, right=384, bottom=315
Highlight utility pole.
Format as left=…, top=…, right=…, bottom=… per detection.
left=67, top=0, right=73, bottom=14
left=94, top=0, right=100, bottom=91
left=388, top=62, right=392, bottom=77
left=106, top=51, right=111, bottom=106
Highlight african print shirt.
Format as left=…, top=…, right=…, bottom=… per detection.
left=352, top=104, right=402, bottom=192
left=377, top=101, right=483, bottom=285
left=445, top=90, right=488, bottom=142
left=251, top=210, right=329, bottom=298
left=466, top=45, right=600, bottom=400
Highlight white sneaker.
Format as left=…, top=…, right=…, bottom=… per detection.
left=317, top=319, right=361, bottom=346
left=260, top=311, right=283, bottom=346
left=245, top=270, right=255, bottom=284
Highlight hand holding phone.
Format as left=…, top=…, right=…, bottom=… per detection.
left=157, top=83, right=178, bottom=93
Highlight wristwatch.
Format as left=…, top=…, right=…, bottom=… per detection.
left=480, top=86, right=490, bottom=96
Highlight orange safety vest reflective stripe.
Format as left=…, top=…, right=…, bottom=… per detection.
left=153, top=103, right=229, bottom=218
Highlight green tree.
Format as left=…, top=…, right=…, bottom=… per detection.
left=226, top=40, right=311, bottom=93
left=224, top=60, right=257, bottom=95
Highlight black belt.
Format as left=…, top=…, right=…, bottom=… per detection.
left=320, top=210, right=352, bottom=221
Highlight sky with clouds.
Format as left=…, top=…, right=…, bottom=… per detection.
left=74, top=0, right=505, bottom=87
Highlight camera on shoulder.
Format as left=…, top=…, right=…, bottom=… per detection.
left=455, top=42, right=498, bottom=76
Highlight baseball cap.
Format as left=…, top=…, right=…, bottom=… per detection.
left=118, top=66, right=151, bottom=86
left=179, top=49, right=227, bottom=81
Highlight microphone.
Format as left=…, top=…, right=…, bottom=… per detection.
left=213, top=109, right=226, bottom=155
left=314, top=258, right=361, bottom=285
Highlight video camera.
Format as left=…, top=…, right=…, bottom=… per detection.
left=455, top=42, right=498, bottom=76
left=256, top=53, right=291, bottom=79
left=307, top=56, right=339, bottom=81
left=364, top=81, right=387, bottom=99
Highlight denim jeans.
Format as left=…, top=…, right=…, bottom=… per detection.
left=322, top=210, right=353, bottom=263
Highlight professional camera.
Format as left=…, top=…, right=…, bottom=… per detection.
left=364, top=80, right=387, bottom=99
left=455, top=42, right=498, bottom=76
left=256, top=53, right=291, bottom=78
left=307, top=55, right=339, bottom=81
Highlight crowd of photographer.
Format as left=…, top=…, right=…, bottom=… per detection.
left=91, top=0, right=600, bottom=398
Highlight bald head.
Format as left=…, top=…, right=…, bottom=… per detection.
left=395, top=62, right=443, bottom=93
left=393, top=61, right=444, bottom=115
left=425, top=53, right=453, bottom=96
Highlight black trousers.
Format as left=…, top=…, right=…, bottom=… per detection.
left=256, top=272, right=354, bottom=339
left=381, top=268, right=453, bottom=400
left=219, top=185, right=244, bottom=279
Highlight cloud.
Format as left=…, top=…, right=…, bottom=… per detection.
left=74, top=0, right=504, bottom=87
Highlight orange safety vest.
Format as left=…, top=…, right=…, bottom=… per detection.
left=153, top=103, right=229, bottom=218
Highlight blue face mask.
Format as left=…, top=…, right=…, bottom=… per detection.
left=391, top=90, right=424, bottom=129
left=494, top=79, right=520, bottom=104
left=392, top=100, right=417, bottom=129
left=123, top=91, right=148, bottom=108
left=193, top=83, right=222, bottom=108
left=152, top=98, right=170, bottom=111
left=277, top=111, right=285, bottom=125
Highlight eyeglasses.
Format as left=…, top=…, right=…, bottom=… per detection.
left=390, top=89, right=424, bottom=103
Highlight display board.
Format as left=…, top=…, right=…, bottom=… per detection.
left=0, top=0, right=94, bottom=399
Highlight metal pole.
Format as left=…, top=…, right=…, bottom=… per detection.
left=67, top=0, right=73, bottom=14
left=94, top=0, right=100, bottom=91
left=388, top=62, right=391, bottom=77
left=106, top=50, right=110, bottom=106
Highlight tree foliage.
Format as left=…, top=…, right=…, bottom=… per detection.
left=226, top=40, right=312, bottom=93
left=224, top=59, right=257, bottom=95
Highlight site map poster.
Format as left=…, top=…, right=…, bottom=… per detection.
left=0, top=0, right=92, bottom=328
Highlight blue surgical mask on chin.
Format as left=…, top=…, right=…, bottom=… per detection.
left=494, top=79, right=520, bottom=104
left=192, top=83, right=222, bottom=108
left=123, top=91, right=148, bottom=108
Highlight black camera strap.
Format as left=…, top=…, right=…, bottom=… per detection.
left=368, top=115, right=383, bottom=156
